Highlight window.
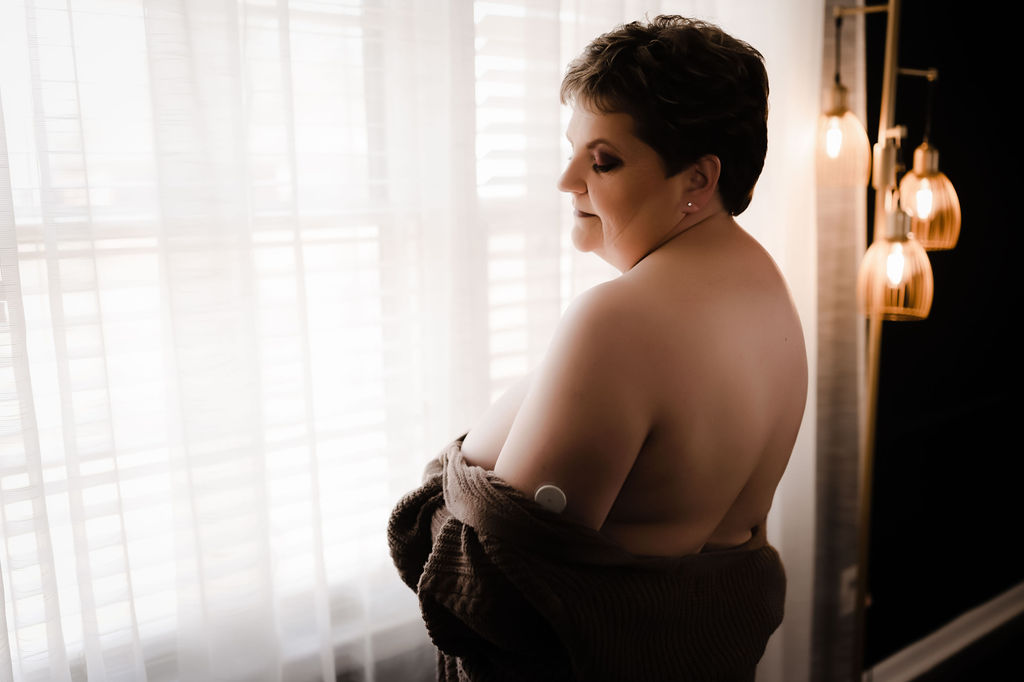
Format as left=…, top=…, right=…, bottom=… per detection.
left=0, top=2, right=619, bottom=679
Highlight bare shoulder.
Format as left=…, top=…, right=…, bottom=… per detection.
left=646, top=225, right=806, bottom=363
left=460, top=281, right=649, bottom=475
left=563, top=276, right=638, bottom=322
left=536, top=277, right=668, bottom=389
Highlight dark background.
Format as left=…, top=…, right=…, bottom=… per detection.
left=863, top=0, right=1023, bottom=667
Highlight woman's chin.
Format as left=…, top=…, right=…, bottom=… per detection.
left=570, top=224, right=601, bottom=253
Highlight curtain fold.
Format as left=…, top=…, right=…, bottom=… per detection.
left=811, top=3, right=868, bottom=681
left=1, top=2, right=820, bottom=680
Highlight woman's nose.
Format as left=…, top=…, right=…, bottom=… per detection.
left=557, top=159, right=585, bottom=194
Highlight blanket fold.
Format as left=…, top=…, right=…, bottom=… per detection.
left=388, top=438, right=786, bottom=681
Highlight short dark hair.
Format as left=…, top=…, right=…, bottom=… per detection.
left=560, top=15, right=768, bottom=216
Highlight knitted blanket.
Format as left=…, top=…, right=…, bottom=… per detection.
left=387, top=437, right=786, bottom=681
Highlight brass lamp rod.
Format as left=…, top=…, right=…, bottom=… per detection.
left=853, top=1, right=901, bottom=681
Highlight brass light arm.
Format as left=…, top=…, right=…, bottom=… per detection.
left=835, top=4, right=891, bottom=18
left=898, top=67, right=939, bottom=81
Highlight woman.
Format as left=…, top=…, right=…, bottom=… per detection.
left=390, top=16, right=807, bottom=681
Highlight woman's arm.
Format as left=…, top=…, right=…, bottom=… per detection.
left=493, top=283, right=652, bottom=530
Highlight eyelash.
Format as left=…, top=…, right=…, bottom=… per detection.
left=567, top=154, right=621, bottom=174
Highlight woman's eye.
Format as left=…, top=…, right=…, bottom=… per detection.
left=592, top=156, right=621, bottom=173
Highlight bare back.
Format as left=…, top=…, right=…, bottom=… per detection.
left=462, top=217, right=807, bottom=557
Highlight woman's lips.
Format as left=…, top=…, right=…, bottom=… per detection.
left=574, top=209, right=596, bottom=218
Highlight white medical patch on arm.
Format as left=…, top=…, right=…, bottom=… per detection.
left=534, top=483, right=567, bottom=513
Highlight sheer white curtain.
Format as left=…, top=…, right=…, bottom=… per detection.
left=0, top=1, right=820, bottom=680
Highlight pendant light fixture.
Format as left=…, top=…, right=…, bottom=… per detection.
left=857, top=194, right=934, bottom=320
left=817, top=13, right=872, bottom=187
left=896, top=71, right=961, bottom=250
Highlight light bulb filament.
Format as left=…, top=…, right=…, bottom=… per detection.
left=915, top=177, right=933, bottom=219
left=886, top=243, right=906, bottom=286
left=826, top=117, right=843, bottom=159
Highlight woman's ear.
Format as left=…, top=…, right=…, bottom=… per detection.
left=680, top=154, right=721, bottom=213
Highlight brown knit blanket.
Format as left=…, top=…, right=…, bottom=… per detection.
left=387, top=437, right=786, bottom=681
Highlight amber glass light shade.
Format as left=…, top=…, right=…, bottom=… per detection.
left=898, top=142, right=961, bottom=250
left=817, top=84, right=872, bottom=187
left=857, top=208, right=934, bottom=320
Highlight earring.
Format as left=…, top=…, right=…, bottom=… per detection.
left=686, top=202, right=694, bottom=209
